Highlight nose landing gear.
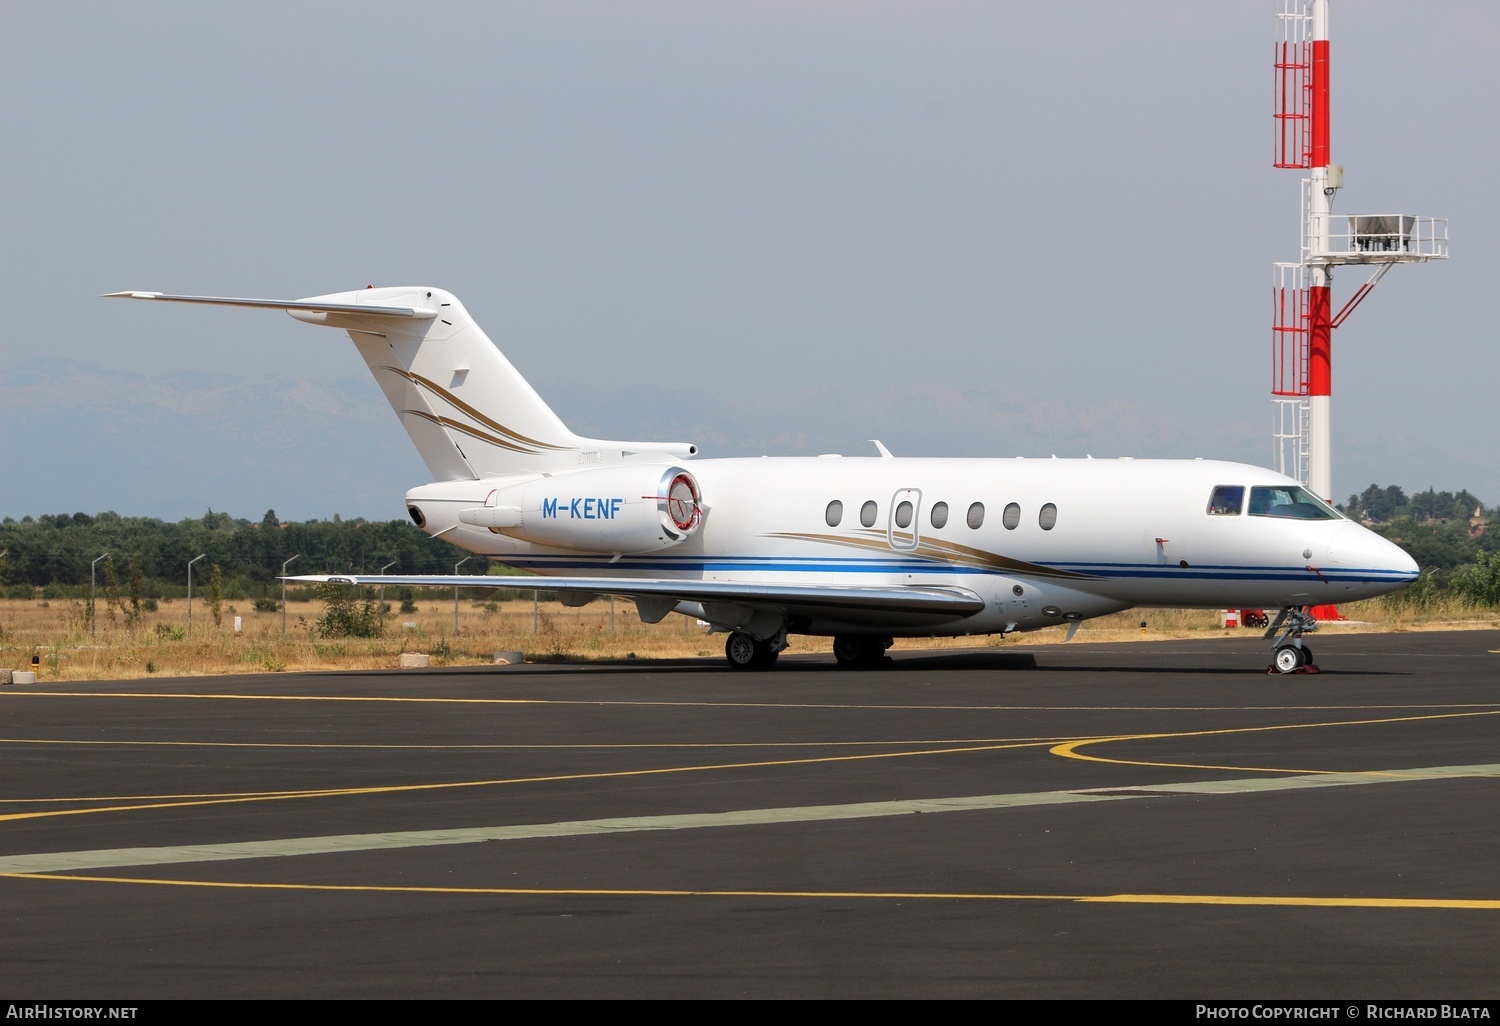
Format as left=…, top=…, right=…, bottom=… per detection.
left=1265, top=607, right=1320, bottom=675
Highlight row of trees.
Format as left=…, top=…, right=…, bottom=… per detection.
left=2, top=488, right=1496, bottom=607
left=1342, top=484, right=1488, bottom=525
left=1339, top=486, right=1495, bottom=580
left=0, top=509, right=480, bottom=599
left=1336, top=486, right=1497, bottom=608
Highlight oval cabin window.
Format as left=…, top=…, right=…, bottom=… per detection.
left=1002, top=502, right=1021, bottom=530
left=966, top=502, right=985, bottom=529
left=1039, top=503, right=1058, bottom=530
left=825, top=500, right=843, bottom=527
left=895, top=500, right=913, bottom=529
left=930, top=501, right=949, bottom=529
left=860, top=500, right=878, bottom=528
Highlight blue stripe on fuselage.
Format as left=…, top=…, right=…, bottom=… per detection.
left=492, top=554, right=1411, bottom=585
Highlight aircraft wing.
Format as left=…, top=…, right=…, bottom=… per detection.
left=103, top=292, right=437, bottom=319
left=291, top=574, right=985, bottom=627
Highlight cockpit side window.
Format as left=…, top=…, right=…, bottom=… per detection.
left=1247, top=485, right=1342, bottom=520
left=1207, top=485, right=1245, bottom=516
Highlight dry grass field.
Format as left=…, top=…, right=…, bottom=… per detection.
left=0, top=593, right=1495, bottom=682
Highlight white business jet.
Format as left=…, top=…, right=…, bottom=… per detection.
left=108, top=286, right=1418, bottom=673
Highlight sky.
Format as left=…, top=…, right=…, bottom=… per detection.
left=1, top=1, right=1494, bottom=521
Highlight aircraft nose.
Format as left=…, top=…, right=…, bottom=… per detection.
left=1327, top=524, right=1418, bottom=579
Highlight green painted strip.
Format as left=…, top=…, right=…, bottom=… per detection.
left=4, top=762, right=1498, bottom=876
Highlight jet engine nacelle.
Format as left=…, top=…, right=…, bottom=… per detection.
left=463, top=465, right=704, bottom=554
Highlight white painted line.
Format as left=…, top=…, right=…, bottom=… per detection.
left=4, top=762, right=1498, bottom=875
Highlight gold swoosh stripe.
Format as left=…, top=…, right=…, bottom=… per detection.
left=402, top=410, right=540, bottom=454
left=383, top=366, right=569, bottom=451
left=768, top=531, right=1097, bottom=580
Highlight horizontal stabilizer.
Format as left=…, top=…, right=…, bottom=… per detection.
left=103, top=292, right=437, bottom=319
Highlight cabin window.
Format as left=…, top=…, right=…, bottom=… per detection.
left=1247, top=485, right=1341, bottom=520
left=1207, top=485, right=1244, bottom=516
left=894, top=500, right=913, bottom=529
left=860, top=500, right=878, bottom=528
left=966, top=502, right=985, bottom=529
left=1039, top=502, right=1057, bottom=531
left=1002, top=502, right=1021, bottom=530
left=930, top=502, right=949, bottom=529
left=825, top=500, right=843, bottom=527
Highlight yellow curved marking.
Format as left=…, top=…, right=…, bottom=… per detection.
left=1050, top=707, right=1500, bottom=775
left=0, top=739, right=1053, bottom=824
left=6, top=873, right=1499, bottom=910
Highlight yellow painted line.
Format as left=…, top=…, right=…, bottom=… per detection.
left=0, top=739, right=1051, bottom=824
left=0, top=734, right=1095, bottom=752
left=3, top=790, right=343, bottom=804
left=4, top=873, right=1497, bottom=911
left=1087, top=893, right=1500, bottom=909
left=6, top=691, right=1499, bottom=714
left=1, top=691, right=545, bottom=706
left=1049, top=707, right=1500, bottom=775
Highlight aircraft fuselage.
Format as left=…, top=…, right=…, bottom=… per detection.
left=406, top=455, right=1416, bottom=637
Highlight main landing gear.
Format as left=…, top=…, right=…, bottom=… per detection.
left=1265, top=607, right=1320, bottom=675
left=832, top=635, right=892, bottom=668
left=724, top=632, right=782, bottom=671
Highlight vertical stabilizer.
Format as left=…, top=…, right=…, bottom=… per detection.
left=308, top=287, right=581, bottom=480
left=107, top=286, right=699, bottom=480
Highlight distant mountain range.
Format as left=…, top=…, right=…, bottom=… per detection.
left=0, top=359, right=425, bottom=521
left=2, top=358, right=1491, bottom=520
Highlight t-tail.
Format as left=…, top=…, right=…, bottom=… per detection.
left=105, top=286, right=697, bottom=480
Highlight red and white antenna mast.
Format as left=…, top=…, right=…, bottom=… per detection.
left=1271, top=0, right=1447, bottom=500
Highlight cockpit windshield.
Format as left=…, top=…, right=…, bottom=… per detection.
left=1206, top=485, right=1244, bottom=515
left=1247, top=485, right=1342, bottom=520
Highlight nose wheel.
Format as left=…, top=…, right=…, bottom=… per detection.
left=1271, top=643, right=1317, bottom=674
left=1266, top=607, right=1320, bottom=674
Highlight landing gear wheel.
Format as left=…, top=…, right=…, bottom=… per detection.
left=1272, top=644, right=1305, bottom=674
left=832, top=635, right=866, bottom=667
left=725, top=632, right=778, bottom=671
left=832, top=635, right=890, bottom=668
